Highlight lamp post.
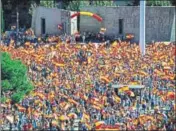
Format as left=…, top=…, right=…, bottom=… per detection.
left=139, top=0, right=146, bottom=56
left=16, top=7, right=19, bottom=44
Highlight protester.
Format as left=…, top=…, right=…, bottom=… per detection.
left=0, top=29, right=175, bottom=130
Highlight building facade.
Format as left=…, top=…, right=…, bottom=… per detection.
left=79, top=6, right=175, bottom=42
left=32, top=6, right=175, bottom=42
left=32, top=6, right=75, bottom=36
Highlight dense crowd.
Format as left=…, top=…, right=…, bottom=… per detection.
left=2, top=28, right=108, bottom=48
left=0, top=31, right=175, bottom=130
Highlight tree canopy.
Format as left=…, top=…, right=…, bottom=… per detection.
left=132, top=0, right=175, bottom=6
left=1, top=52, right=34, bottom=103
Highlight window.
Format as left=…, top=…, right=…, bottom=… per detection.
left=41, top=18, right=46, bottom=35
left=119, top=19, right=123, bottom=34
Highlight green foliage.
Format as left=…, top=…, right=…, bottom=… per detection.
left=1, top=52, right=34, bottom=103
left=0, top=96, right=7, bottom=103
left=40, top=0, right=55, bottom=8
left=65, top=0, right=115, bottom=11
left=11, top=91, right=25, bottom=103
left=1, top=80, right=13, bottom=91
left=146, top=0, right=172, bottom=6
left=132, top=0, right=173, bottom=6
left=66, top=0, right=81, bottom=11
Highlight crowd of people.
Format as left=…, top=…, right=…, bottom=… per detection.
left=2, top=28, right=108, bottom=48
left=0, top=30, right=175, bottom=130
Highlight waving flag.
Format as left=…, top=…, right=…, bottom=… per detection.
left=119, top=86, right=129, bottom=93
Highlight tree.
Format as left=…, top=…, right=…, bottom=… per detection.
left=40, top=0, right=55, bottom=8
left=146, top=0, right=172, bottom=6
left=132, top=0, right=173, bottom=6
left=1, top=52, right=34, bottom=103
left=1, top=0, right=41, bottom=29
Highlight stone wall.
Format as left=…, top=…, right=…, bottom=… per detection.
left=80, top=6, right=175, bottom=42
left=32, top=6, right=70, bottom=36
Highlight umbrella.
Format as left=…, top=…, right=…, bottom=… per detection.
left=68, top=113, right=77, bottom=119
left=59, top=115, right=69, bottom=121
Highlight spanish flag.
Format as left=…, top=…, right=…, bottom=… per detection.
left=129, top=81, right=139, bottom=85
left=167, top=92, right=175, bottom=100
left=112, top=41, right=118, bottom=47
left=82, top=112, right=90, bottom=121
left=92, top=105, right=101, bottom=110
left=100, top=76, right=110, bottom=83
left=125, top=90, right=135, bottom=97
left=68, top=98, right=78, bottom=105
left=15, top=104, right=26, bottom=112
left=119, top=86, right=129, bottom=93
left=82, top=95, right=88, bottom=101
left=53, top=61, right=65, bottom=67
left=113, top=95, right=121, bottom=103
left=63, top=103, right=70, bottom=111
left=34, top=92, right=45, bottom=100
left=59, top=101, right=66, bottom=108
left=85, top=123, right=91, bottom=130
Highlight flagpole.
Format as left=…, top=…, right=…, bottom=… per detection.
left=139, top=0, right=146, bottom=56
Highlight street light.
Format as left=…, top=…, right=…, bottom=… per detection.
left=139, top=0, right=146, bottom=56
left=16, top=7, right=19, bottom=45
